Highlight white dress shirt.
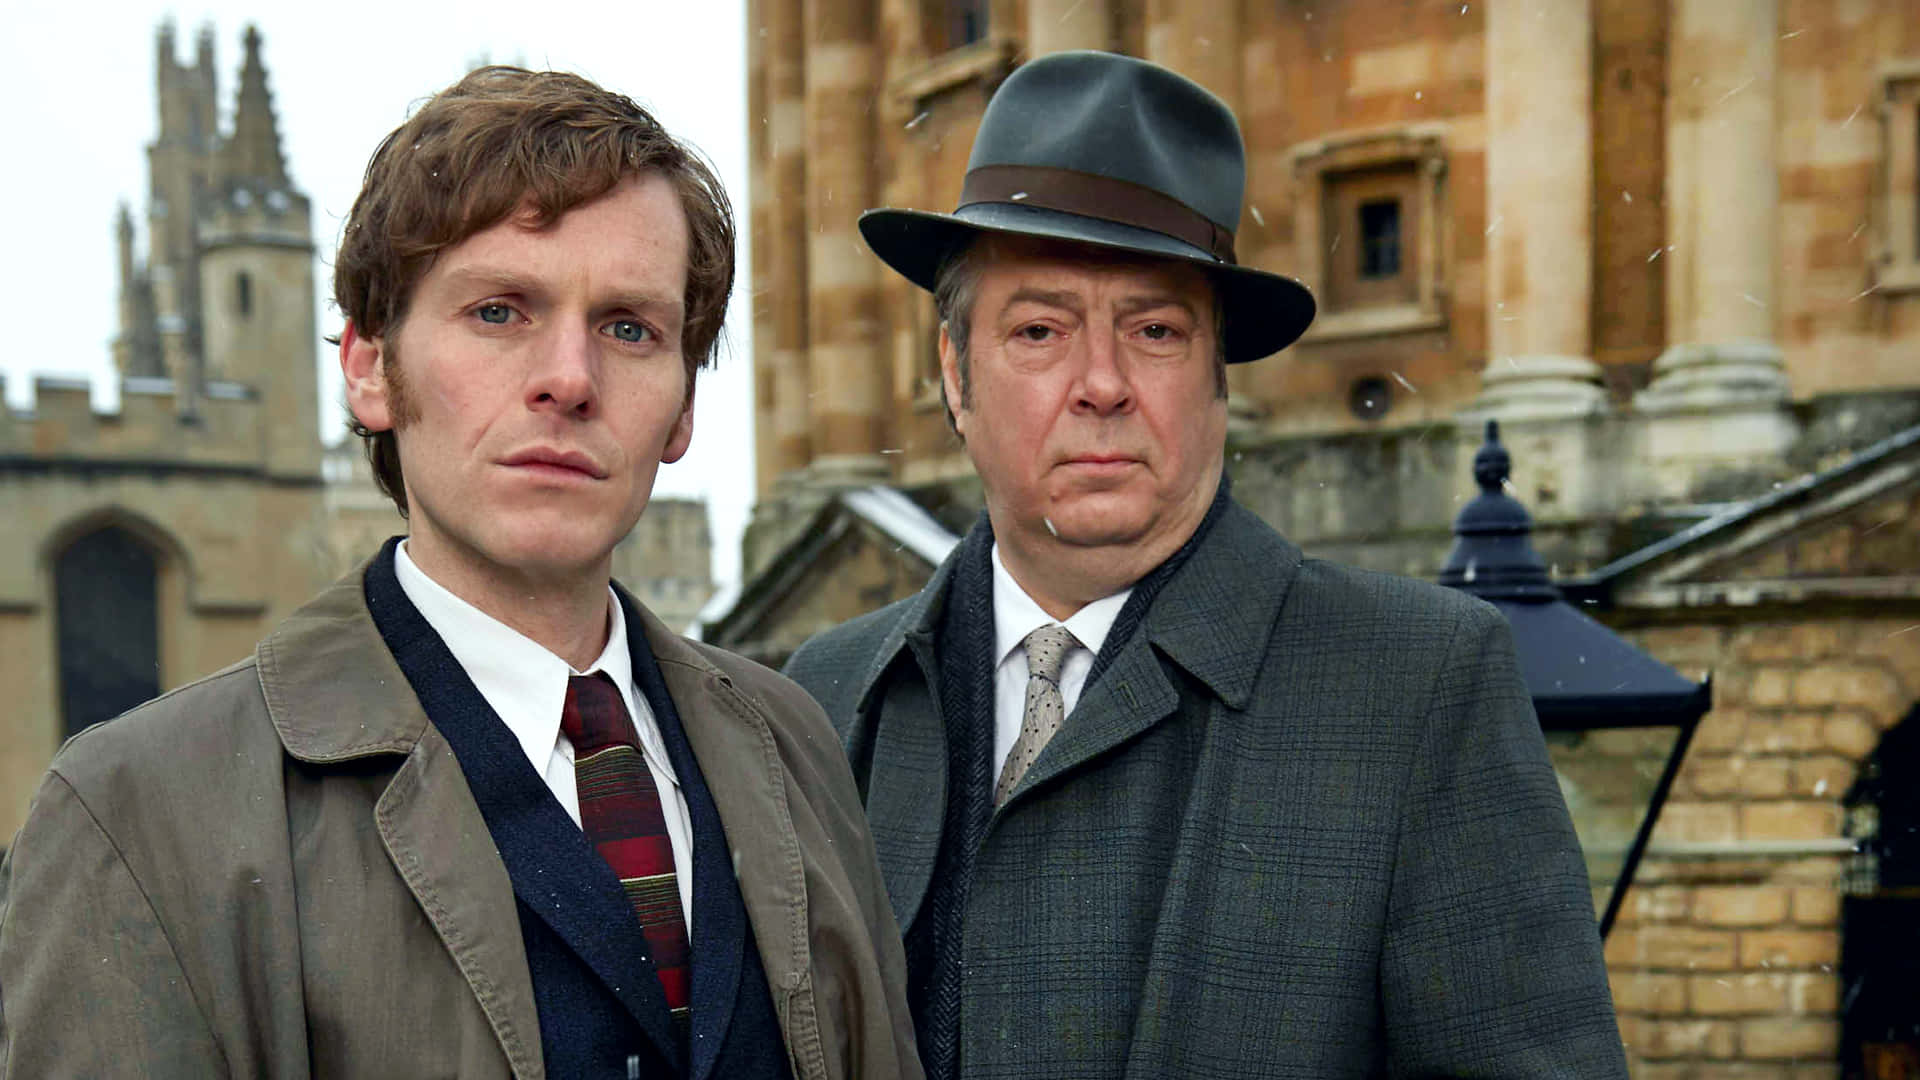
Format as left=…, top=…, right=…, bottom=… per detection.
left=394, top=541, right=694, bottom=929
left=990, top=544, right=1132, bottom=782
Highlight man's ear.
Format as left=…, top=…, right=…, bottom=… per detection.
left=340, top=320, right=394, bottom=432
left=938, top=322, right=969, bottom=440
left=661, top=381, right=695, bottom=464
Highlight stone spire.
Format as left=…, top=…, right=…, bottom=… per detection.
left=225, top=25, right=288, bottom=183
left=112, top=202, right=163, bottom=379
left=115, top=202, right=136, bottom=290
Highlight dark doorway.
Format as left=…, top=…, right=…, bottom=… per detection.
left=55, top=526, right=161, bottom=740
left=1843, top=704, right=1920, bottom=1079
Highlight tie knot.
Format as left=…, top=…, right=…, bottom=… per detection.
left=1022, top=624, right=1078, bottom=684
left=561, top=672, right=637, bottom=753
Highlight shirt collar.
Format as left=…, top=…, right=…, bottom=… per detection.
left=990, top=542, right=1131, bottom=668
left=393, top=540, right=636, bottom=767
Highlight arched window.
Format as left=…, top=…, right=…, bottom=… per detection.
left=236, top=271, right=253, bottom=318
left=1842, top=705, right=1920, bottom=1079
left=54, top=527, right=161, bottom=740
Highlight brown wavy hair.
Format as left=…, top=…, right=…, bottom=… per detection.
left=334, top=66, right=736, bottom=516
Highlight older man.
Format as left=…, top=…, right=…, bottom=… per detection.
left=784, top=50, right=1627, bottom=1079
left=0, top=68, right=917, bottom=1079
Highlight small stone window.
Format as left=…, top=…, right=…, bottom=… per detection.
left=1359, top=199, right=1403, bottom=280
left=940, top=0, right=990, bottom=50
left=236, top=271, right=253, bottom=318
left=1874, top=63, right=1920, bottom=294
left=1323, top=165, right=1420, bottom=311
left=1288, top=126, right=1448, bottom=342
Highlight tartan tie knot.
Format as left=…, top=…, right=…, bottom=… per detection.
left=561, top=672, right=637, bottom=754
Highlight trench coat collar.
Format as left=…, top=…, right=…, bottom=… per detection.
left=260, top=554, right=822, bottom=1078
left=254, top=554, right=546, bottom=1079
left=257, top=554, right=431, bottom=762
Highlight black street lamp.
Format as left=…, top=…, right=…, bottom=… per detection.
left=1439, top=420, right=1712, bottom=938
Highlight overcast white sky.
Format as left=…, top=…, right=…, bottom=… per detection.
left=1, top=0, right=756, bottom=587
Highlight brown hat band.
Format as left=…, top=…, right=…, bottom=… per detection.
left=959, top=164, right=1238, bottom=265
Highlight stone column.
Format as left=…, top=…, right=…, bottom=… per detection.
left=802, top=0, right=890, bottom=487
left=1471, top=0, right=1605, bottom=420
left=1633, top=0, right=1795, bottom=494
left=747, top=0, right=778, bottom=496
left=1145, top=0, right=1265, bottom=420
left=1637, top=0, right=1791, bottom=412
left=1027, top=0, right=1109, bottom=56
left=767, top=0, right=814, bottom=481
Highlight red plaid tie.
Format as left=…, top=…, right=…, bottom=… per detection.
left=561, top=672, right=691, bottom=1033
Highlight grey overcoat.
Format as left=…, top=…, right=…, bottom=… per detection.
left=784, top=499, right=1628, bottom=1078
left=0, top=562, right=920, bottom=1079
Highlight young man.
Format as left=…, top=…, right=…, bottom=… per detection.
left=784, top=51, right=1628, bottom=1079
left=0, top=68, right=918, bottom=1080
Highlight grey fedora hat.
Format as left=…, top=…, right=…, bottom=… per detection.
left=859, top=50, right=1316, bottom=363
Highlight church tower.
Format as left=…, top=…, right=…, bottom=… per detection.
left=113, top=22, right=319, bottom=478
left=197, top=25, right=319, bottom=477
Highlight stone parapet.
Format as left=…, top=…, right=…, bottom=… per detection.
left=0, top=375, right=293, bottom=475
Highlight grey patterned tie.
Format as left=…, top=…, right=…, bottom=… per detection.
left=995, top=624, right=1079, bottom=806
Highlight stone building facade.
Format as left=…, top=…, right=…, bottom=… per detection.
left=0, top=25, right=333, bottom=838
left=741, top=0, right=1920, bottom=576
left=728, top=1, right=1920, bottom=1074
left=0, top=25, right=713, bottom=842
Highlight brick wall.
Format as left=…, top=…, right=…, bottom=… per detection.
left=1602, top=615, right=1920, bottom=1076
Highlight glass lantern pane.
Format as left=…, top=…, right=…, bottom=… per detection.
left=1544, top=725, right=1685, bottom=920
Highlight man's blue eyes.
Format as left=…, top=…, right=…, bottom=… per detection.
left=472, top=306, right=650, bottom=342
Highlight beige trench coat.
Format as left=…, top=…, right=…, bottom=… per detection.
left=0, top=564, right=920, bottom=1079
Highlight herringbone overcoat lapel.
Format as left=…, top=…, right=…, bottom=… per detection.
left=845, top=555, right=958, bottom=932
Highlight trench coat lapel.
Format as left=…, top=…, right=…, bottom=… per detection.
left=373, top=728, right=549, bottom=1080
left=259, top=564, right=546, bottom=1080
left=1005, top=502, right=1303, bottom=803
left=643, top=607, right=841, bottom=1061
left=623, top=595, right=744, bottom=1080
left=850, top=561, right=954, bottom=932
